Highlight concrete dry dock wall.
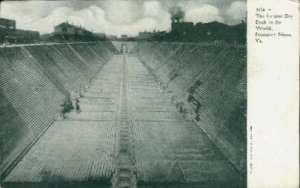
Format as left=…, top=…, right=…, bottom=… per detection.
left=135, top=42, right=247, bottom=174
left=0, top=42, right=115, bottom=177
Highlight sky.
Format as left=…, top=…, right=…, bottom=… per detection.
left=0, top=0, right=247, bottom=36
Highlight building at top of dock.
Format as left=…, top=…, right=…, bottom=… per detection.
left=49, top=21, right=106, bottom=42
left=134, top=7, right=246, bottom=44
left=0, top=18, right=40, bottom=44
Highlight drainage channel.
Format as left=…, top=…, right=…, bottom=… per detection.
left=111, top=54, right=137, bottom=188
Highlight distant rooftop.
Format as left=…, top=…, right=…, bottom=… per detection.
left=55, top=21, right=91, bottom=33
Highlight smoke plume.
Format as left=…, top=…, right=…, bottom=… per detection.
left=169, top=6, right=185, bottom=22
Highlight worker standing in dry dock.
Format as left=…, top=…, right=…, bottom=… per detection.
left=75, top=98, right=81, bottom=113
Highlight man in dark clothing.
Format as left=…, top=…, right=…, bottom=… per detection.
left=75, top=98, right=81, bottom=113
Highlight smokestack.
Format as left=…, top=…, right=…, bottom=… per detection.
left=169, top=6, right=185, bottom=23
